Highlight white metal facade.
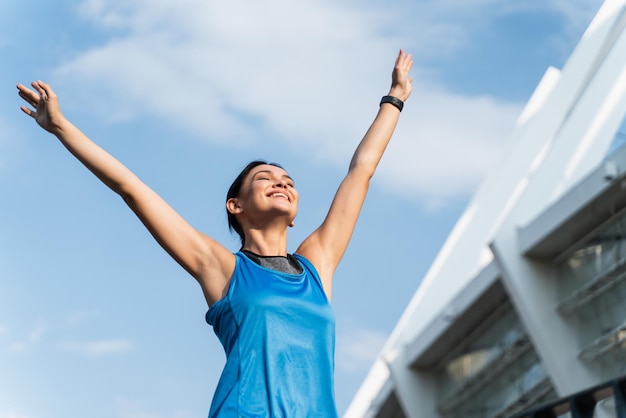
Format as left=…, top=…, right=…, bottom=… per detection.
left=345, top=1, right=626, bottom=417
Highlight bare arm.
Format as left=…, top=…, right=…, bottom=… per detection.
left=296, top=50, right=413, bottom=299
left=17, top=81, right=234, bottom=305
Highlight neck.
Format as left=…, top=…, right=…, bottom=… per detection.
left=242, top=226, right=289, bottom=256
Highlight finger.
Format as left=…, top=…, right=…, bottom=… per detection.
left=400, top=52, right=412, bottom=69
left=395, top=49, right=404, bottom=66
left=406, top=56, right=413, bottom=73
left=31, top=80, right=48, bottom=100
left=36, top=80, right=56, bottom=100
left=398, top=58, right=413, bottom=81
left=17, top=84, right=39, bottom=102
left=19, top=105, right=36, bottom=118
left=395, top=51, right=413, bottom=76
left=18, top=90, right=39, bottom=108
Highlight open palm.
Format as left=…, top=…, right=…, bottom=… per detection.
left=17, top=81, right=64, bottom=134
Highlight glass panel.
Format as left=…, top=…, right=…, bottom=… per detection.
left=437, top=307, right=524, bottom=396
left=557, top=223, right=626, bottom=301
left=435, top=304, right=556, bottom=418
left=556, top=210, right=626, bottom=378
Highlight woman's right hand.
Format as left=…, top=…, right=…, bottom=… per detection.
left=17, top=81, right=66, bottom=134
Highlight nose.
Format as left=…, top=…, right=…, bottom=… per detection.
left=274, top=178, right=289, bottom=188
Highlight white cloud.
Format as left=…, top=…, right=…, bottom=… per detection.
left=4, top=315, right=130, bottom=357
left=8, top=342, right=27, bottom=353
left=377, top=0, right=603, bottom=58
left=9, top=320, right=46, bottom=353
left=115, top=397, right=196, bottom=418
left=51, top=0, right=601, bottom=202
left=5, top=413, right=31, bottom=418
left=336, top=325, right=388, bottom=374
left=57, top=338, right=133, bottom=357
left=378, top=86, right=522, bottom=204
left=64, top=309, right=100, bottom=328
left=57, top=0, right=394, bottom=144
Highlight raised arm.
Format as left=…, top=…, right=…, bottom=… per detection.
left=17, top=81, right=234, bottom=305
left=296, top=50, right=413, bottom=298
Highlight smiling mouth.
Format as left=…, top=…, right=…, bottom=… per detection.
left=269, top=192, right=290, bottom=201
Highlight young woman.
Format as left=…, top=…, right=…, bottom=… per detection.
left=17, top=49, right=413, bottom=417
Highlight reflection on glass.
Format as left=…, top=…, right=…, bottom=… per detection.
left=557, top=208, right=626, bottom=372
left=435, top=306, right=554, bottom=417
left=595, top=396, right=617, bottom=418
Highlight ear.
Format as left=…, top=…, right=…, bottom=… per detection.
left=226, top=198, right=243, bottom=215
left=289, top=220, right=295, bottom=228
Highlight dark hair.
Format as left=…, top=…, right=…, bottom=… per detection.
left=226, top=160, right=284, bottom=246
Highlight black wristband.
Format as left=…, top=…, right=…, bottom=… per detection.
left=380, top=95, right=404, bottom=112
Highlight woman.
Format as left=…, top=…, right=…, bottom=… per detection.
left=17, top=49, right=413, bottom=417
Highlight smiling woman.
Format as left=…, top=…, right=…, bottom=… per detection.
left=16, top=49, right=413, bottom=417
left=225, top=160, right=296, bottom=248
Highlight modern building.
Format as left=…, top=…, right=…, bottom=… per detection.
left=345, top=1, right=626, bottom=417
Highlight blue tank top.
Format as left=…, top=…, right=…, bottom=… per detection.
left=205, top=252, right=337, bottom=417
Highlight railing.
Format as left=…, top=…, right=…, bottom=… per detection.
left=509, top=375, right=626, bottom=418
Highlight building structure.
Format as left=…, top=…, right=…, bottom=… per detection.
left=345, top=1, right=626, bottom=416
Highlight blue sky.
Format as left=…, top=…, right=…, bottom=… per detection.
left=0, top=0, right=604, bottom=417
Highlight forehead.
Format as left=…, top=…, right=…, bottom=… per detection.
left=249, top=164, right=291, bottom=179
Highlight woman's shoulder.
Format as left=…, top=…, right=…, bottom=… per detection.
left=292, top=253, right=320, bottom=277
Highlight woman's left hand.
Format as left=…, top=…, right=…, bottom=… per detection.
left=388, top=49, right=413, bottom=102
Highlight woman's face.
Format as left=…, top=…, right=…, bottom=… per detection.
left=231, top=164, right=299, bottom=226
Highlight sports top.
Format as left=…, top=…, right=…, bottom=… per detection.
left=205, top=252, right=337, bottom=417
